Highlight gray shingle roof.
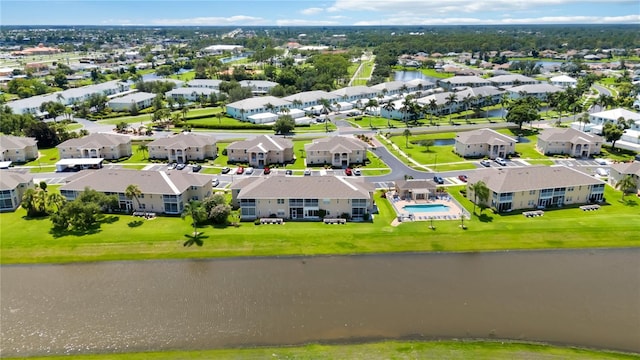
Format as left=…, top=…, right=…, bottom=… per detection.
left=538, top=128, right=603, bottom=143
left=455, top=128, right=515, bottom=145
left=282, top=90, right=339, bottom=103
left=108, top=92, right=156, bottom=105
left=60, top=168, right=210, bottom=195
left=226, top=135, right=293, bottom=152
left=0, top=171, right=33, bottom=190
left=468, top=165, right=604, bottom=193
left=304, top=136, right=368, bottom=153
left=507, top=84, right=563, bottom=94
left=330, top=86, right=378, bottom=98
left=610, top=162, right=640, bottom=176
left=234, top=176, right=374, bottom=199
left=57, top=133, right=130, bottom=149
left=148, top=133, right=216, bottom=149
left=0, top=135, right=37, bottom=151
left=227, top=96, right=291, bottom=110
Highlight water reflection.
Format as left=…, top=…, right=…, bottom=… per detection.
left=1, top=249, right=639, bottom=357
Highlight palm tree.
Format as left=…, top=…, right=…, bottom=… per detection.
left=471, top=180, right=490, bottom=215
left=292, top=99, right=303, bottom=109
left=462, top=94, right=473, bottom=122
left=428, top=99, right=438, bottom=125
left=445, top=92, right=458, bottom=124
left=264, top=102, right=275, bottom=113
left=137, top=142, right=149, bottom=159
left=125, top=184, right=143, bottom=215
left=403, top=129, right=411, bottom=148
left=499, top=93, right=510, bottom=120
left=181, top=200, right=207, bottom=246
left=319, top=98, right=332, bottom=131
left=382, top=101, right=396, bottom=128
left=46, top=192, right=66, bottom=214
left=579, top=114, right=590, bottom=131
left=400, top=97, right=413, bottom=127
left=364, top=99, right=378, bottom=128
left=616, top=175, right=637, bottom=200
left=181, top=105, right=190, bottom=120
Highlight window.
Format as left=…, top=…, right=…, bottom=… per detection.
left=277, top=199, right=285, bottom=204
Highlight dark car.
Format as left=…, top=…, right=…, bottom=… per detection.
left=221, top=167, right=231, bottom=174
left=458, top=174, right=468, bottom=182
left=192, top=164, right=202, bottom=172
left=433, top=175, right=444, bottom=184
left=285, top=169, right=293, bottom=175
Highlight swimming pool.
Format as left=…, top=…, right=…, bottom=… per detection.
left=402, top=204, right=450, bottom=214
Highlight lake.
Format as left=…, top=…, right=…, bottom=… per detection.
left=1, top=249, right=638, bottom=357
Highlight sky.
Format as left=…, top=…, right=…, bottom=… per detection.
left=1, top=0, right=639, bottom=26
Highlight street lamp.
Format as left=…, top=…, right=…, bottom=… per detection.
left=434, top=154, right=437, bottom=172
left=460, top=212, right=465, bottom=229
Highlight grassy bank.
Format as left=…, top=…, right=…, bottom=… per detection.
left=14, top=340, right=640, bottom=360
left=1, top=186, right=638, bottom=265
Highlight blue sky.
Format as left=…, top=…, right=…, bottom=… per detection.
left=1, top=0, right=638, bottom=26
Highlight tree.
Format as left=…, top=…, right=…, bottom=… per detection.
left=39, top=101, right=65, bottom=121
left=602, top=122, right=625, bottom=150
left=50, top=188, right=118, bottom=231
left=21, top=188, right=46, bottom=217
left=445, top=92, right=458, bottom=124
left=125, top=184, right=143, bottom=214
left=419, top=139, right=435, bottom=152
left=46, top=192, right=66, bottom=214
left=403, top=129, right=411, bottom=148
left=616, top=175, right=637, bottom=200
left=506, top=103, right=540, bottom=130
left=273, top=115, right=295, bottom=135
left=382, top=101, right=396, bottom=128
left=24, top=122, right=60, bottom=147
left=427, top=99, right=439, bottom=125
left=471, top=180, right=490, bottom=215
left=181, top=200, right=207, bottom=247
left=364, top=99, right=378, bottom=128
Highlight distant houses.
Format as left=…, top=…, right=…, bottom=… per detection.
left=608, top=162, right=640, bottom=193
left=107, top=92, right=156, bottom=112
left=0, top=171, right=34, bottom=212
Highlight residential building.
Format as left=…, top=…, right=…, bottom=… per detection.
left=0, top=135, right=38, bottom=163
left=59, top=169, right=213, bottom=215
left=239, top=80, right=278, bottom=95
left=550, top=75, right=578, bottom=88
left=467, top=166, right=606, bottom=212
left=330, top=86, right=378, bottom=103
left=585, top=108, right=640, bottom=147
left=147, top=132, right=217, bottom=163
left=164, top=87, right=218, bottom=102
left=437, top=76, right=491, bottom=90
left=187, top=79, right=223, bottom=90
left=107, top=92, right=156, bottom=112
left=536, top=128, right=603, bottom=157
left=404, top=79, right=436, bottom=93
left=282, top=90, right=339, bottom=108
left=608, top=162, right=640, bottom=193
left=0, top=171, right=34, bottom=212
left=488, top=74, right=538, bottom=88
left=57, top=133, right=132, bottom=160
left=394, top=179, right=438, bottom=200
left=454, top=128, right=516, bottom=159
left=226, top=96, right=291, bottom=121
left=506, top=84, right=563, bottom=100
left=231, top=176, right=375, bottom=221
left=304, top=136, right=369, bottom=167
left=201, top=45, right=244, bottom=55
left=226, top=135, right=294, bottom=167
left=370, top=81, right=407, bottom=96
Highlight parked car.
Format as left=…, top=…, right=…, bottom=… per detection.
left=494, top=157, right=507, bottom=166
left=168, top=162, right=177, bottom=170
left=245, top=167, right=254, bottom=175
left=236, top=166, right=244, bottom=175
left=176, top=163, right=187, bottom=170
left=192, top=164, right=202, bottom=172
left=353, top=168, right=361, bottom=176
left=458, top=174, right=468, bottom=182
left=221, top=167, right=231, bottom=174
left=212, top=178, right=219, bottom=187
left=433, top=175, right=444, bottom=184
left=344, top=168, right=352, bottom=176
left=285, top=169, right=293, bottom=175
left=263, top=167, right=271, bottom=175
left=480, top=159, right=491, bottom=167
left=304, top=168, right=311, bottom=176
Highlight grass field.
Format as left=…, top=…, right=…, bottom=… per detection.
left=1, top=185, right=638, bottom=265
left=15, top=340, right=640, bottom=360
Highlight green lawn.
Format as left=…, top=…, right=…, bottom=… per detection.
left=2, top=185, right=639, bottom=265
left=15, top=340, right=639, bottom=360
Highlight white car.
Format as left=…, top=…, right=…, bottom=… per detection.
left=212, top=178, right=220, bottom=187
left=480, top=159, right=491, bottom=167
left=245, top=167, right=254, bottom=175
left=353, top=168, right=361, bottom=176
left=304, top=168, right=311, bottom=176
left=494, top=157, right=507, bottom=166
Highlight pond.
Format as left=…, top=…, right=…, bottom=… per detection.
left=2, top=249, right=638, bottom=357
left=394, top=70, right=440, bottom=83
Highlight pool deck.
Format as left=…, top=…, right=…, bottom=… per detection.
left=388, top=193, right=467, bottom=226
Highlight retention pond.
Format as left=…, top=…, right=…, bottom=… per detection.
left=1, top=248, right=638, bottom=357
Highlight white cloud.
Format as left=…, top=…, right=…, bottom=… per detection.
left=276, top=19, right=340, bottom=26
left=301, top=7, right=324, bottom=15
left=151, top=15, right=267, bottom=26
left=353, top=14, right=640, bottom=26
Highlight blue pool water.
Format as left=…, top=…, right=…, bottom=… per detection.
left=402, top=204, right=450, bottom=214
